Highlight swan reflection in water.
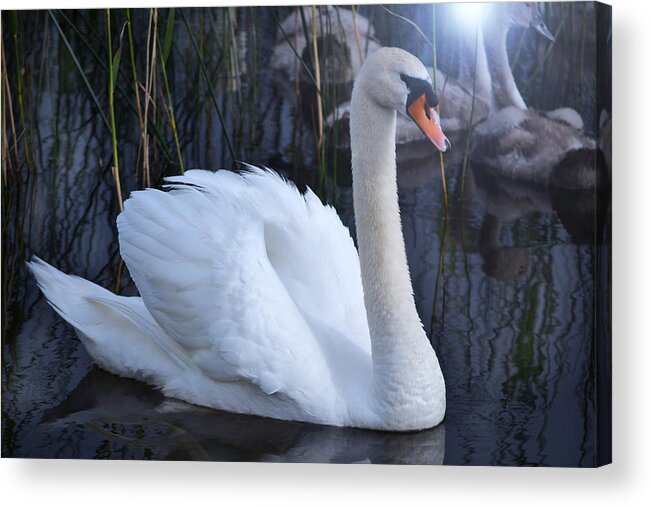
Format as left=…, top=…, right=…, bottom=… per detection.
left=439, top=157, right=608, bottom=282
left=40, top=368, right=445, bottom=464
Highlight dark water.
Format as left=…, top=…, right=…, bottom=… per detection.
left=2, top=6, right=610, bottom=466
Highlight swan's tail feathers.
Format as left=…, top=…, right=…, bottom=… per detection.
left=27, top=257, right=108, bottom=329
left=26, top=257, right=189, bottom=382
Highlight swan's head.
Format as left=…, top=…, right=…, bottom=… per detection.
left=497, top=2, right=555, bottom=42
left=354, top=47, right=450, bottom=152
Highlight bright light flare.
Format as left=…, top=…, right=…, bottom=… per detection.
left=450, top=3, right=485, bottom=33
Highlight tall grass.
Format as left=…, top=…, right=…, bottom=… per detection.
left=105, top=9, right=126, bottom=292
left=105, top=9, right=124, bottom=212
left=179, top=9, right=235, bottom=163
left=310, top=5, right=325, bottom=190
left=350, top=5, right=364, bottom=64
left=158, top=9, right=185, bottom=175
left=125, top=9, right=147, bottom=185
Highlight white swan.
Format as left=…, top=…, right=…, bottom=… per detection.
left=28, top=48, right=449, bottom=432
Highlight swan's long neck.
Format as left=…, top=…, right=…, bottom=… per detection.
left=460, top=25, right=492, bottom=101
left=483, top=20, right=527, bottom=110
left=350, top=80, right=439, bottom=418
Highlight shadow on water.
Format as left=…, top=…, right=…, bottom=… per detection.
left=3, top=5, right=609, bottom=466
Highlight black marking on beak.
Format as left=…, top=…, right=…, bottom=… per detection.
left=400, top=73, right=438, bottom=112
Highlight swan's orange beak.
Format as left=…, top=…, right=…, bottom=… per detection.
left=407, top=94, right=451, bottom=152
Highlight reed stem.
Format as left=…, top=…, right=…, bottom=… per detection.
left=311, top=6, right=324, bottom=174
left=49, top=10, right=111, bottom=132
left=350, top=5, right=364, bottom=64
left=125, top=9, right=147, bottom=184
left=105, top=9, right=124, bottom=212
left=430, top=4, right=448, bottom=333
left=2, top=44, right=20, bottom=181
left=180, top=8, right=236, bottom=164
left=157, top=20, right=185, bottom=175
left=460, top=21, right=480, bottom=196
left=431, top=5, right=448, bottom=217
left=142, top=8, right=159, bottom=188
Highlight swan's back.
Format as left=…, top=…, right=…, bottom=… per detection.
left=120, top=167, right=372, bottom=400
left=124, top=167, right=369, bottom=348
left=31, top=168, right=375, bottom=426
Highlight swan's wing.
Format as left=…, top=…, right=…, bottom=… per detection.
left=27, top=257, right=194, bottom=384
left=117, top=168, right=369, bottom=405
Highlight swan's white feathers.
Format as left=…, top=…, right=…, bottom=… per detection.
left=29, top=48, right=448, bottom=431
left=117, top=167, right=370, bottom=409
left=472, top=106, right=596, bottom=184
left=27, top=257, right=192, bottom=383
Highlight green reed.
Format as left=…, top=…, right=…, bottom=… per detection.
left=460, top=20, right=481, bottom=197
left=270, top=9, right=318, bottom=86
left=310, top=6, right=326, bottom=191
left=350, top=5, right=364, bottom=64
left=247, top=7, right=259, bottom=150
left=105, top=9, right=124, bottom=212
left=180, top=8, right=235, bottom=164
left=50, top=11, right=110, bottom=132
left=158, top=9, right=185, bottom=175
left=125, top=9, right=147, bottom=184
left=8, top=12, right=31, bottom=170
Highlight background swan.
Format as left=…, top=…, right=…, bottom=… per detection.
left=271, top=6, right=381, bottom=84
left=471, top=3, right=598, bottom=188
left=29, top=47, right=449, bottom=432
left=324, top=4, right=551, bottom=152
